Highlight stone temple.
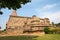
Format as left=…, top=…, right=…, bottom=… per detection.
left=6, top=10, right=53, bottom=35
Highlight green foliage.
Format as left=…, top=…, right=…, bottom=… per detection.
left=0, top=11, right=3, bottom=15
left=44, top=27, right=50, bottom=34
left=0, top=26, right=1, bottom=29
left=55, top=23, right=60, bottom=27
left=0, top=29, right=6, bottom=34
left=0, top=0, right=31, bottom=10
left=44, top=26, right=60, bottom=34
left=49, top=28, right=60, bottom=34
left=0, top=0, right=31, bottom=15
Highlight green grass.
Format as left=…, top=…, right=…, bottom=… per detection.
left=0, top=35, right=38, bottom=40
left=0, top=34, right=60, bottom=40
left=36, top=34, right=60, bottom=40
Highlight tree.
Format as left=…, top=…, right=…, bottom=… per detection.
left=0, top=26, right=1, bottom=29
left=52, top=22, right=54, bottom=25
left=0, top=0, right=31, bottom=15
left=55, top=23, right=60, bottom=28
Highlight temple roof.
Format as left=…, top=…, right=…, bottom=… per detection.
left=11, top=10, right=17, bottom=16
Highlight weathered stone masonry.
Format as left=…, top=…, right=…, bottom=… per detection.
left=6, top=10, right=53, bottom=35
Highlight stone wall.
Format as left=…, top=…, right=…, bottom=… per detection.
left=6, top=11, right=52, bottom=35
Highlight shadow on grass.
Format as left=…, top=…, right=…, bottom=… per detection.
left=0, top=35, right=38, bottom=40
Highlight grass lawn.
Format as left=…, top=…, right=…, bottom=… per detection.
left=0, top=34, right=60, bottom=40
left=36, top=34, right=60, bottom=40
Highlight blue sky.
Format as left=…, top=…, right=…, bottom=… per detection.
left=0, top=0, right=60, bottom=30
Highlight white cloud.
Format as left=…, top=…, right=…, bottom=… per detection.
left=36, top=4, right=57, bottom=12
left=43, top=4, right=57, bottom=9
left=39, top=11, right=60, bottom=23
left=35, top=3, right=60, bottom=23
left=32, top=0, right=43, bottom=3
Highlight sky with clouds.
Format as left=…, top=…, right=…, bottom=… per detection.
left=0, top=0, right=60, bottom=30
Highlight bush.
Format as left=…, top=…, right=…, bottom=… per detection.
left=49, top=28, right=60, bottom=34
left=44, top=27, right=50, bottom=34
left=53, top=28, right=60, bottom=34
left=44, top=27, right=60, bottom=34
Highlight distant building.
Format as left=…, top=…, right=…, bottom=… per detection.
left=6, top=10, right=53, bottom=35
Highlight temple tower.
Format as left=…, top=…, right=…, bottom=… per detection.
left=11, top=10, right=17, bottom=16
